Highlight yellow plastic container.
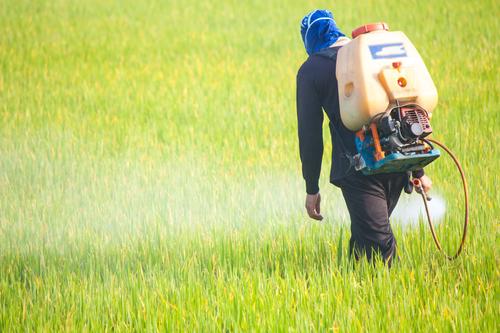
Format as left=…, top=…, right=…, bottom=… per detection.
left=336, top=24, right=438, bottom=131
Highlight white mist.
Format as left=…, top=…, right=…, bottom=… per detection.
left=392, top=193, right=446, bottom=228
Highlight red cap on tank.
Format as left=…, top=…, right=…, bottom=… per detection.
left=352, top=22, right=389, bottom=38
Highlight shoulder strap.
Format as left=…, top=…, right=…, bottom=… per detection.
left=314, top=46, right=341, bottom=60
left=316, top=46, right=356, bottom=175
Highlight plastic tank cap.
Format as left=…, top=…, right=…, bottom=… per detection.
left=352, top=22, right=389, bottom=38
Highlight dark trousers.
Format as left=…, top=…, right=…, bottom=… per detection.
left=337, top=172, right=408, bottom=266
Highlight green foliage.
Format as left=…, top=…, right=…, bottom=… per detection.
left=0, top=0, right=498, bottom=331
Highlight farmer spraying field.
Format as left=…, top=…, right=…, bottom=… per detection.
left=1, top=1, right=495, bottom=330
left=296, top=10, right=468, bottom=265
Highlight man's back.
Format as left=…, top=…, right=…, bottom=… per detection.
left=296, top=46, right=357, bottom=194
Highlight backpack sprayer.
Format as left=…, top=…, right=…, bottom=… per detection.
left=336, top=23, right=469, bottom=259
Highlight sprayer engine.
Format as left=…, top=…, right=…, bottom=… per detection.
left=376, top=104, right=432, bottom=152
left=353, top=103, right=440, bottom=175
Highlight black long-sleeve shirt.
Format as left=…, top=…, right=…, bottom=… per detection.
left=296, top=47, right=357, bottom=194
left=296, top=46, right=423, bottom=194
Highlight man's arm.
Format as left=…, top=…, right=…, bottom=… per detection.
left=296, top=66, right=324, bottom=195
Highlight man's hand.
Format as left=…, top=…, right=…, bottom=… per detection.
left=305, top=193, right=323, bottom=221
left=418, top=175, right=432, bottom=193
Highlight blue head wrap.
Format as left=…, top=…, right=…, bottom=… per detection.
left=300, top=9, right=345, bottom=55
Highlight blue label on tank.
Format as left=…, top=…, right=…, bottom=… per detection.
left=369, top=43, right=407, bottom=59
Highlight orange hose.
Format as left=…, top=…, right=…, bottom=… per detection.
left=415, top=138, right=469, bottom=260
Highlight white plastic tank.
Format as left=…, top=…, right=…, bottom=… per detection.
left=336, top=23, right=438, bottom=131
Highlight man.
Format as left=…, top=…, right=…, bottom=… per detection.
left=296, top=9, right=431, bottom=265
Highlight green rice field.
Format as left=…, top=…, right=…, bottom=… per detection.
left=0, top=0, right=498, bottom=331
